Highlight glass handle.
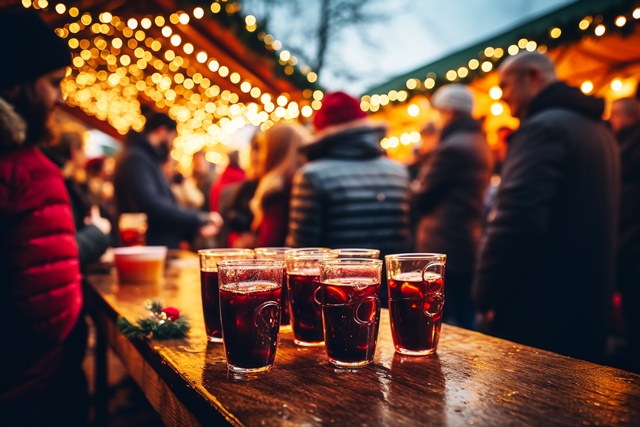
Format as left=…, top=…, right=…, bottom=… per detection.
left=422, top=261, right=445, bottom=282
left=353, top=296, right=380, bottom=325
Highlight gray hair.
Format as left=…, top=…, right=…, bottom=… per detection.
left=499, top=51, right=557, bottom=84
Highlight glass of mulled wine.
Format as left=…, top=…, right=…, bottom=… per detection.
left=118, top=213, right=148, bottom=247
left=217, top=259, right=284, bottom=374
left=319, top=258, right=382, bottom=367
left=198, top=248, right=254, bottom=343
left=284, top=248, right=336, bottom=346
left=385, top=253, right=446, bottom=356
left=254, top=247, right=293, bottom=330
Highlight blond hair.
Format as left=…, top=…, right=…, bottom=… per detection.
left=250, top=123, right=310, bottom=229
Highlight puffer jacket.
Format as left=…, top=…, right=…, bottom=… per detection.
left=413, top=116, right=492, bottom=275
left=0, top=98, right=84, bottom=403
left=473, top=82, right=619, bottom=362
left=286, top=122, right=411, bottom=260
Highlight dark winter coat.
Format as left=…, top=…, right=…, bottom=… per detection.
left=413, top=117, right=492, bottom=275
left=0, top=98, right=85, bottom=409
left=114, top=132, right=206, bottom=248
left=473, top=82, right=620, bottom=362
left=286, top=122, right=411, bottom=259
left=616, top=122, right=640, bottom=292
left=42, top=147, right=111, bottom=269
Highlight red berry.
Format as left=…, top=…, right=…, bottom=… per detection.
left=162, top=306, right=180, bottom=321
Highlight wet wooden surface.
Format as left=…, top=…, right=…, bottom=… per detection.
left=85, top=251, right=640, bottom=427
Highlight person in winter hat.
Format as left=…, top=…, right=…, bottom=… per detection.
left=412, top=84, right=492, bottom=329
left=286, top=91, right=411, bottom=304
left=0, top=10, right=89, bottom=425
left=473, top=52, right=619, bottom=363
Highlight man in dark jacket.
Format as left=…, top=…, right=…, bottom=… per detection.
left=114, top=113, right=222, bottom=248
left=413, top=84, right=492, bottom=329
left=610, top=97, right=640, bottom=372
left=473, top=52, right=620, bottom=363
left=286, top=91, right=411, bottom=300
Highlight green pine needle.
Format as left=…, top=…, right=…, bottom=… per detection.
left=117, top=300, right=190, bottom=340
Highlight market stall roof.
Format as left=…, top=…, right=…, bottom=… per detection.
left=361, top=0, right=640, bottom=159
left=0, top=0, right=322, bottom=161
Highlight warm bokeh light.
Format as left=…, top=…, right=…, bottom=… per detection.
left=611, top=79, right=623, bottom=91
left=580, top=80, right=594, bottom=94
left=490, top=102, right=504, bottom=116
left=489, top=86, right=502, bottom=100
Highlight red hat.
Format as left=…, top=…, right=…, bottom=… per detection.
left=313, top=91, right=367, bottom=131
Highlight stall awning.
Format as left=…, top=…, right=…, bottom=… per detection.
left=1, top=0, right=322, bottom=161
left=361, top=0, right=640, bottom=159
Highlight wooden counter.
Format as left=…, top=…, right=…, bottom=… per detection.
left=85, top=251, right=640, bottom=426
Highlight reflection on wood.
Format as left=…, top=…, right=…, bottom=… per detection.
left=85, top=251, right=640, bottom=427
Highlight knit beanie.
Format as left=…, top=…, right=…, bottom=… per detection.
left=431, top=84, right=474, bottom=115
left=313, top=91, right=367, bottom=131
left=0, top=10, right=71, bottom=90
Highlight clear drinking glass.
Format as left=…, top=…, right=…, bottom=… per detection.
left=284, top=249, right=337, bottom=346
left=255, top=247, right=292, bottom=330
left=218, top=259, right=284, bottom=374
left=118, top=213, right=148, bottom=247
left=319, top=258, right=382, bottom=367
left=330, top=248, right=380, bottom=259
left=385, top=253, right=446, bottom=356
left=198, top=248, right=254, bottom=342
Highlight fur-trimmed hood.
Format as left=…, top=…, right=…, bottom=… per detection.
left=0, top=96, right=27, bottom=149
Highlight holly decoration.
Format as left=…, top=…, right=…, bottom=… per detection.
left=117, top=299, right=190, bottom=340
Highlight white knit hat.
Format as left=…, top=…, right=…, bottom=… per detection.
left=431, top=84, right=474, bottom=114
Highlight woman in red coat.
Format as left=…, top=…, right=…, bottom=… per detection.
left=0, top=11, right=86, bottom=426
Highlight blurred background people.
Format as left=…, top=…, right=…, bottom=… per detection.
left=483, top=126, right=513, bottom=229
left=609, top=97, right=640, bottom=372
left=0, top=10, right=88, bottom=425
left=162, top=157, right=205, bottom=211
left=219, top=142, right=259, bottom=248
left=473, top=52, right=619, bottom=363
left=411, top=84, right=492, bottom=329
left=42, top=131, right=112, bottom=269
left=210, top=150, right=245, bottom=214
left=114, top=112, right=222, bottom=249
left=250, top=123, right=310, bottom=247
left=286, top=91, right=411, bottom=302
left=408, top=121, right=440, bottom=183
left=192, top=149, right=217, bottom=212
left=86, top=155, right=117, bottom=230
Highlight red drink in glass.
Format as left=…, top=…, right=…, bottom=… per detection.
left=201, top=270, right=222, bottom=341
left=321, top=278, right=380, bottom=366
left=220, top=282, right=282, bottom=372
left=287, top=270, right=324, bottom=345
left=280, top=268, right=290, bottom=326
left=120, top=228, right=146, bottom=247
left=388, top=271, right=444, bottom=355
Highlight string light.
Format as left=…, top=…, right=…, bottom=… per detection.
left=54, top=4, right=318, bottom=163
left=581, top=81, right=594, bottom=94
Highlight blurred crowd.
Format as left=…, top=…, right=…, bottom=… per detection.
left=2, top=10, right=640, bottom=425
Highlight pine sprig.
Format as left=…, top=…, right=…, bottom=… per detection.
left=117, top=300, right=190, bottom=340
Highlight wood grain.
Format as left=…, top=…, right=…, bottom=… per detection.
left=85, top=251, right=640, bottom=427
